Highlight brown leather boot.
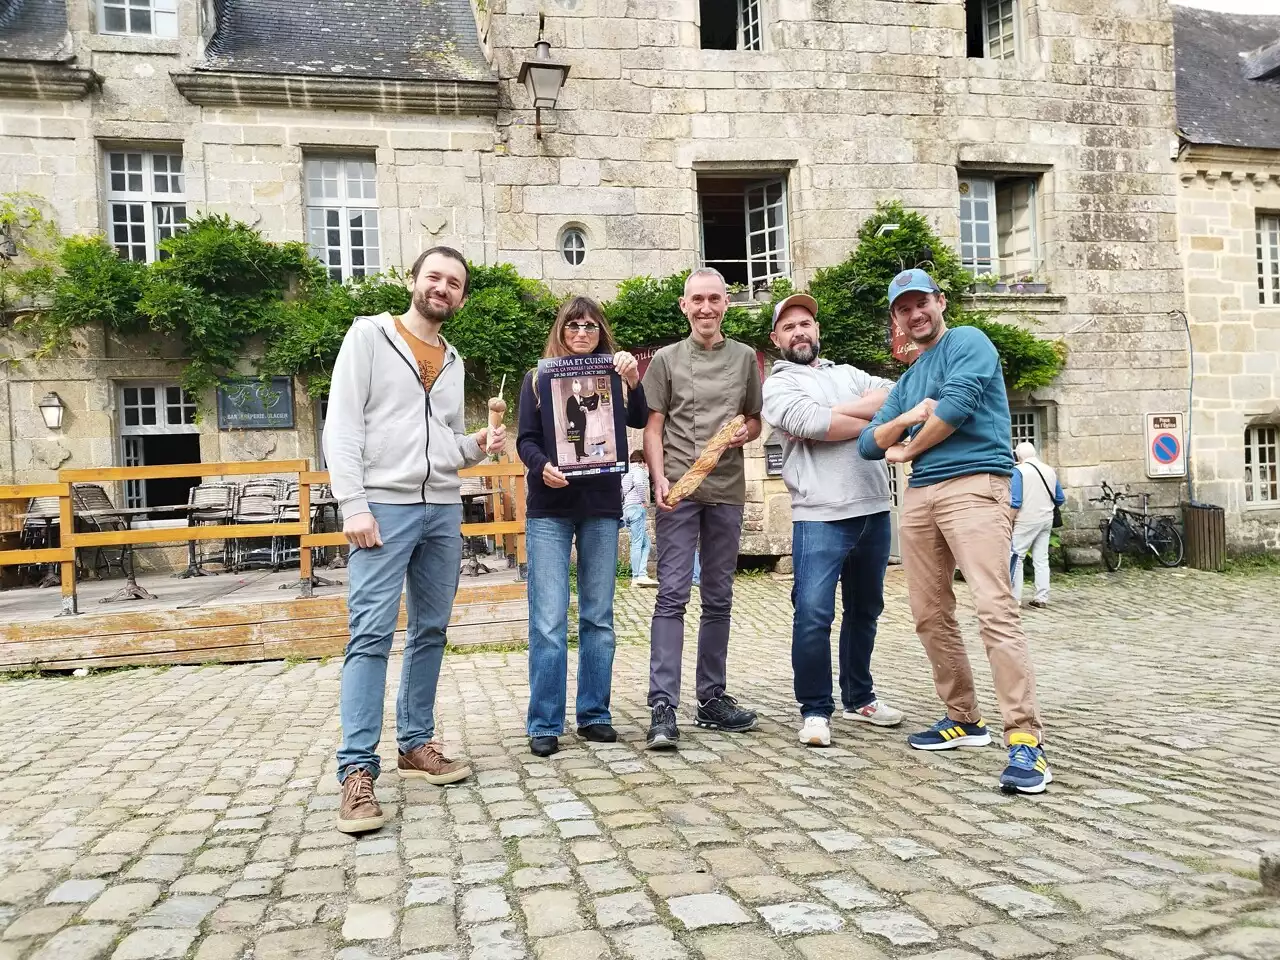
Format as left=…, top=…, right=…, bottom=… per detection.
left=336, top=769, right=385, bottom=834
left=398, top=741, right=472, bottom=785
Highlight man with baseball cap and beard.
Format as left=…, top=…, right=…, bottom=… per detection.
left=762, top=294, right=905, bottom=747
left=857, top=269, right=1049, bottom=794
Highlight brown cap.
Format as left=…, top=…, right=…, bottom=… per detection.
left=771, top=293, right=818, bottom=329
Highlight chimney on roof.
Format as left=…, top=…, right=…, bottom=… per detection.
left=1243, top=36, right=1280, bottom=82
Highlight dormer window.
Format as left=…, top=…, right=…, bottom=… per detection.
left=100, top=0, right=178, bottom=37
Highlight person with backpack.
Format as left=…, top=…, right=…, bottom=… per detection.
left=1010, top=441, right=1066, bottom=608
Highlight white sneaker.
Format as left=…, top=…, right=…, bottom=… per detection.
left=843, top=700, right=905, bottom=727
left=798, top=715, right=831, bottom=747
left=632, top=576, right=658, bottom=588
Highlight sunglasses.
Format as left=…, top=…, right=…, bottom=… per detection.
left=565, top=321, right=600, bottom=334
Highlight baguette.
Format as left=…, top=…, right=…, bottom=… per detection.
left=666, top=415, right=746, bottom=506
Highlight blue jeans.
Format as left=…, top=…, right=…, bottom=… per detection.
left=624, top=504, right=650, bottom=579
left=337, top=501, right=462, bottom=782
left=791, top=512, right=891, bottom=719
left=526, top=516, right=619, bottom=737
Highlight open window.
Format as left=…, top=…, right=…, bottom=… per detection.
left=700, top=0, right=762, bottom=51
left=698, top=175, right=790, bottom=294
left=118, top=383, right=201, bottom=515
left=966, top=0, right=1018, bottom=60
left=959, top=174, right=1042, bottom=280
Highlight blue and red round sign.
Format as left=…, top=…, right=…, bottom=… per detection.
left=1151, top=432, right=1180, bottom=465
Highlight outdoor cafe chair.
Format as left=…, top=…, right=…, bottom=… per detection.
left=19, top=496, right=62, bottom=586
left=187, top=482, right=236, bottom=574
left=70, top=483, right=132, bottom=581
left=271, top=481, right=302, bottom=570
left=228, top=480, right=281, bottom=571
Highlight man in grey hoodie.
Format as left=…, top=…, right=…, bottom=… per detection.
left=324, top=246, right=504, bottom=834
left=762, top=294, right=904, bottom=748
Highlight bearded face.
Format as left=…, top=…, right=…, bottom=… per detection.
left=780, top=337, right=820, bottom=365
left=412, top=286, right=457, bottom=323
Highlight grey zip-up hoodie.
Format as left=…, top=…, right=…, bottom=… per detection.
left=322, top=312, right=485, bottom=519
left=761, top=357, right=895, bottom=522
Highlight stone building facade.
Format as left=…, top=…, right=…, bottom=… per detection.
left=1173, top=6, right=1280, bottom=551
left=3, top=0, right=1271, bottom=556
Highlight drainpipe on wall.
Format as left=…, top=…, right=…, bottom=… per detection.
left=1169, top=308, right=1197, bottom=506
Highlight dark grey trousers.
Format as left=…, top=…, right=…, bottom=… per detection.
left=648, top=499, right=744, bottom=707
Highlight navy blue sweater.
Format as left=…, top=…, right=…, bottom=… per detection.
left=858, top=325, right=1015, bottom=486
left=516, top=365, right=649, bottom=519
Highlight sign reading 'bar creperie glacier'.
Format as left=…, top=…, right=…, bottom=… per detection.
left=217, top=377, right=296, bottom=430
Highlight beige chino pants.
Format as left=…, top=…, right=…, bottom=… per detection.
left=900, top=473, right=1043, bottom=744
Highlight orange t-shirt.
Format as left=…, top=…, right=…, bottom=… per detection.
left=395, top=317, right=446, bottom=392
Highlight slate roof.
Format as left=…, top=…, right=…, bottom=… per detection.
left=201, top=0, right=493, bottom=83
left=0, top=0, right=71, bottom=62
left=1175, top=5, right=1280, bottom=150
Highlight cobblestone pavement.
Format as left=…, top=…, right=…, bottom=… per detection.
left=2, top=566, right=1279, bottom=960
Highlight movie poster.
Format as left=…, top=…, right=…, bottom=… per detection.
left=537, top=354, right=628, bottom=477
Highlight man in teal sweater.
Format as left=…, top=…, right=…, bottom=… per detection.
left=858, top=269, right=1048, bottom=794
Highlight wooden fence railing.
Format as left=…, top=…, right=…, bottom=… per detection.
left=0, top=458, right=527, bottom=614
left=0, top=482, right=77, bottom=615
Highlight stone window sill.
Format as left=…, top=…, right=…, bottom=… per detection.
left=86, top=34, right=182, bottom=56
left=1242, top=503, right=1280, bottom=516
left=960, top=293, right=1066, bottom=315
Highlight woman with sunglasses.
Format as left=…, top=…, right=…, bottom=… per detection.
left=516, top=297, right=648, bottom=757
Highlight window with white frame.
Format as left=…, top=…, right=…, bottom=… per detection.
left=1244, top=424, right=1278, bottom=504
left=105, top=149, right=187, bottom=262
left=698, top=175, right=791, bottom=294
left=966, top=0, right=1018, bottom=59
left=560, top=226, right=587, bottom=266
left=100, top=0, right=178, bottom=36
left=118, top=383, right=200, bottom=510
left=305, top=157, right=381, bottom=282
left=959, top=174, right=1042, bottom=280
left=700, top=0, right=762, bottom=51
left=1257, top=214, right=1280, bottom=306
left=1010, top=407, right=1042, bottom=451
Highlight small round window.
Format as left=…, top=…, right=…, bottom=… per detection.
left=561, top=227, right=586, bottom=266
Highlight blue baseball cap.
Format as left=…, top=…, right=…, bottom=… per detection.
left=887, top=268, right=940, bottom=306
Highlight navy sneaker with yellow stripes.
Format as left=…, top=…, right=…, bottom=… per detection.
left=999, top=732, right=1052, bottom=794
left=907, top=716, right=992, bottom=751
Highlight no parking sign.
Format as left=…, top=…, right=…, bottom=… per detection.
left=1144, top=413, right=1186, bottom=479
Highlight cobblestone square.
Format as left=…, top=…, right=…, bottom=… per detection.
left=1, top=566, right=1278, bottom=960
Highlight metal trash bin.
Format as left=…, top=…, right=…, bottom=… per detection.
left=1182, top=502, right=1226, bottom=572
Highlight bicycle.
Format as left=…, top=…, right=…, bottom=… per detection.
left=1089, top=481, right=1184, bottom=571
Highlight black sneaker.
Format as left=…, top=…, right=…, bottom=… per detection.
left=695, top=694, right=758, bottom=733
left=577, top=724, right=618, bottom=743
left=529, top=736, right=559, bottom=758
left=645, top=702, right=679, bottom=751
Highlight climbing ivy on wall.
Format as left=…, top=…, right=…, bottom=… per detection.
left=0, top=195, right=1063, bottom=401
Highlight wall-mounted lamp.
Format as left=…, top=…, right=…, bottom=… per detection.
left=38, top=392, right=65, bottom=430
left=517, top=27, right=570, bottom=140
left=0, top=227, right=17, bottom=260
left=875, top=223, right=901, bottom=237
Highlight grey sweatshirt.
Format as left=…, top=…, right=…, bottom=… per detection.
left=761, top=357, right=895, bottom=522
left=322, top=312, right=485, bottom=519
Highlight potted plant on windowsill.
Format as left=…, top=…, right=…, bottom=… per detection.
left=727, top=282, right=752, bottom=305
left=971, top=273, right=1008, bottom=294
left=1010, top=272, right=1048, bottom=294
